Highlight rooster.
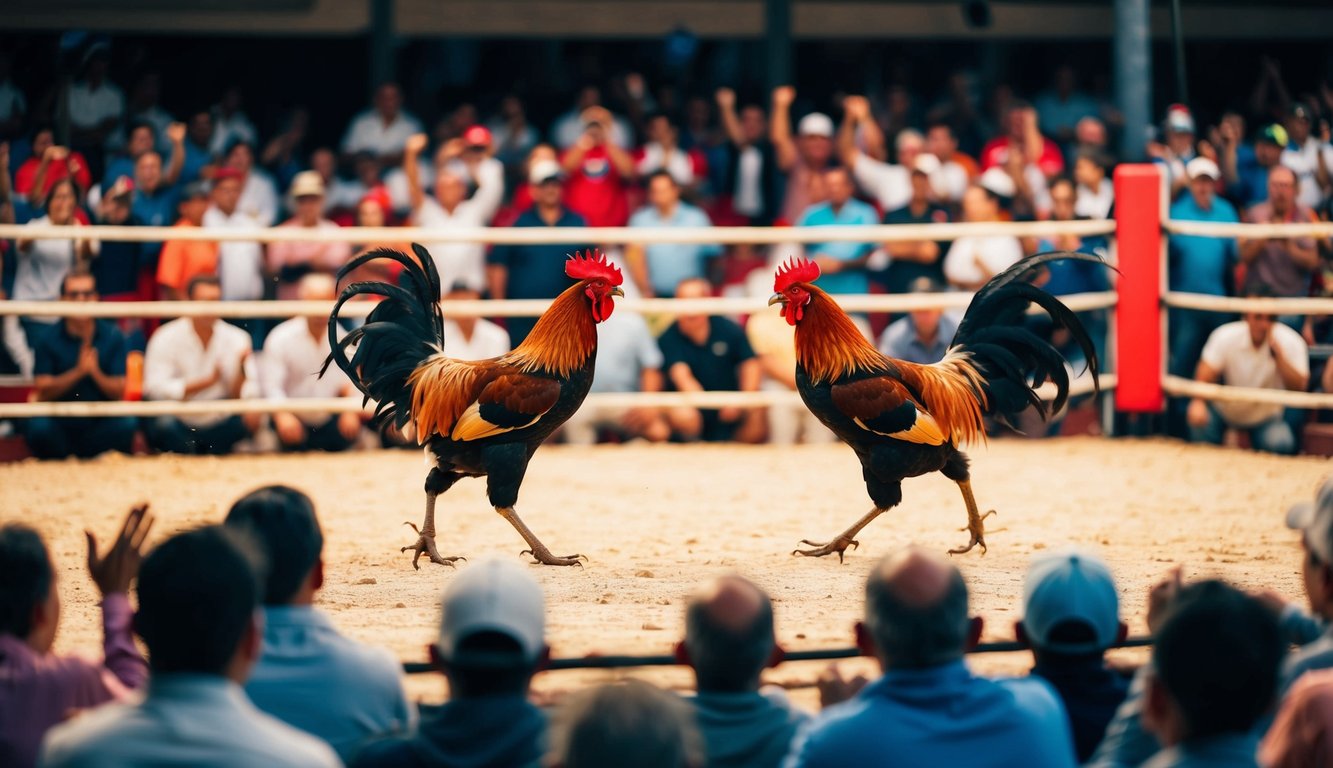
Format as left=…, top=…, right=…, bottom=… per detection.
left=323, top=244, right=624, bottom=567
left=768, top=251, right=1101, bottom=560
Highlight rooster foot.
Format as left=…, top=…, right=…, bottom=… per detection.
left=401, top=522, right=466, bottom=570
left=948, top=510, right=996, bottom=556
left=793, top=537, right=859, bottom=563
left=519, top=547, right=587, bottom=568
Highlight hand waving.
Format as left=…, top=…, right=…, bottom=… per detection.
left=86, top=504, right=154, bottom=596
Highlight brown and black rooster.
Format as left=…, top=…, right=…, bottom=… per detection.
left=324, top=244, right=623, bottom=567
left=768, top=251, right=1101, bottom=560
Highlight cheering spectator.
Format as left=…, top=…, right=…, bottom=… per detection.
left=404, top=132, right=504, bottom=293
left=1186, top=287, right=1308, bottom=455
left=924, top=122, right=975, bottom=205
left=549, top=680, right=703, bottom=768
left=943, top=184, right=1023, bottom=290
left=143, top=275, right=259, bottom=454
left=179, top=108, right=216, bottom=184
left=487, top=159, right=591, bottom=347
left=203, top=167, right=265, bottom=303
left=715, top=87, right=780, bottom=225
left=1016, top=550, right=1130, bottom=763
left=342, top=82, right=422, bottom=169
left=103, top=121, right=183, bottom=191
left=90, top=176, right=147, bottom=303
left=26, top=271, right=136, bottom=459
left=551, top=84, right=634, bottom=150
left=224, top=139, right=278, bottom=226
left=797, top=167, right=878, bottom=304
left=877, top=276, right=958, bottom=364
left=562, top=307, right=670, bottom=445
left=15, top=127, right=92, bottom=208
left=1240, top=165, right=1319, bottom=323
left=787, top=547, right=1076, bottom=768
left=439, top=281, right=510, bottom=361
left=14, top=179, right=95, bottom=346
left=626, top=170, right=720, bottom=298
left=210, top=86, right=258, bottom=160
left=225, top=486, right=412, bottom=760
left=129, top=149, right=176, bottom=265
left=267, top=171, right=353, bottom=300
left=155, top=181, right=218, bottom=302
left=772, top=86, right=836, bottom=223
left=1282, top=102, right=1333, bottom=210
left=981, top=101, right=1065, bottom=179
left=560, top=105, right=635, bottom=227
left=879, top=155, right=950, bottom=296
left=1033, top=65, right=1100, bottom=148
left=39, top=525, right=340, bottom=768
left=659, top=278, right=764, bottom=443
left=1073, top=149, right=1114, bottom=219
left=635, top=112, right=708, bottom=196
left=354, top=558, right=550, bottom=768
left=0, top=509, right=150, bottom=768
left=65, top=43, right=123, bottom=169
left=1226, top=123, right=1287, bottom=208
left=839, top=96, right=911, bottom=213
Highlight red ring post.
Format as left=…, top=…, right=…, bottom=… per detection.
left=1113, top=164, right=1164, bottom=413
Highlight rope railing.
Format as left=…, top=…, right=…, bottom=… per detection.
left=1162, top=292, right=1333, bottom=316
left=1162, top=375, right=1333, bottom=409
left=1161, top=219, right=1333, bottom=239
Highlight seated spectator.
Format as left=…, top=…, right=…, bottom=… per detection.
left=562, top=307, right=669, bottom=445
left=155, top=180, right=218, bottom=301
left=14, top=178, right=96, bottom=347
left=987, top=142, right=1052, bottom=221
left=660, top=278, right=764, bottom=443
left=179, top=108, right=216, bottom=184
left=90, top=176, right=149, bottom=303
left=345, top=188, right=411, bottom=287
left=224, top=486, right=412, bottom=761
left=676, top=575, right=808, bottom=768
left=924, top=122, right=975, bottom=206
left=15, top=127, right=91, bottom=208
left=39, top=525, right=340, bottom=768
left=1032, top=176, right=1111, bottom=364
left=310, top=147, right=367, bottom=217
left=1260, top=668, right=1333, bottom=767
left=771, top=86, right=835, bottom=224
left=788, top=547, right=1075, bottom=768
left=1140, top=581, right=1284, bottom=768
left=549, top=680, right=703, bottom=768
left=879, top=156, right=950, bottom=296
left=981, top=101, right=1065, bottom=179
left=626, top=170, right=721, bottom=298
left=1226, top=123, right=1285, bottom=209
left=440, top=281, right=510, bottom=361
left=1186, top=288, right=1308, bottom=455
left=267, top=171, right=354, bottom=300
left=796, top=167, right=878, bottom=301
left=353, top=557, right=549, bottom=768
left=877, top=276, right=959, bottom=364
left=635, top=112, right=708, bottom=197
left=1281, top=102, right=1333, bottom=210
left=404, top=132, right=504, bottom=294
left=341, top=82, right=423, bottom=170
left=943, top=184, right=1023, bottom=290
left=1016, top=550, right=1131, bottom=763
left=262, top=275, right=365, bottom=452
left=1147, top=105, right=1198, bottom=200
left=143, top=275, right=259, bottom=454
left=25, top=272, right=136, bottom=459
left=0, top=508, right=150, bottom=768
left=203, top=167, right=265, bottom=304
left=1240, top=164, right=1319, bottom=328
left=560, top=105, right=635, bottom=227
left=714, top=88, right=779, bottom=225
left=1073, top=149, right=1114, bottom=219
left=224, top=139, right=279, bottom=226
left=838, top=96, right=912, bottom=213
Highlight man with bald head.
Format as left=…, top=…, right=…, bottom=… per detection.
left=676, top=576, right=808, bottom=768
left=786, top=548, right=1076, bottom=768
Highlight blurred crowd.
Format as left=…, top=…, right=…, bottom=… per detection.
left=0, top=40, right=1331, bottom=457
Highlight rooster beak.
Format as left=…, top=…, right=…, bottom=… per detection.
left=768, top=293, right=785, bottom=306
left=610, top=286, right=625, bottom=298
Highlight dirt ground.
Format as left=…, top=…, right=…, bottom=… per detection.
left=2, top=437, right=1327, bottom=711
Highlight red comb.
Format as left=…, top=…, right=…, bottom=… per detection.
left=773, top=257, right=821, bottom=293
left=565, top=249, right=624, bottom=285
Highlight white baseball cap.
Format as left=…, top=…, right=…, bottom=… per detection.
left=798, top=112, right=835, bottom=138
left=1185, top=157, right=1220, bottom=181
left=912, top=153, right=942, bottom=176
left=1022, top=549, right=1120, bottom=654
left=528, top=159, right=563, bottom=185
left=436, top=557, right=546, bottom=663
left=978, top=166, right=1016, bottom=199
left=1288, top=477, right=1333, bottom=564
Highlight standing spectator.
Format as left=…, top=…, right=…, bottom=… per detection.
left=341, top=82, right=422, bottom=170
left=1073, top=149, right=1114, bottom=219
left=404, top=132, right=503, bottom=293
left=1241, top=164, right=1320, bottom=321
left=486, top=94, right=539, bottom=181
left=353, top=558, right=550, bottom=768
left=551, top=84, right=634, bottom=150
left=924, top=122, right=975, bottom=206
left=714, top=88, right=780, bottom=225
left=772, top=86, right=835, bottom=224
left=210, top=86, right=258, bottom=160
left=548, top=681, right=703, bottom=768
left=262, top=275, right=365, bottom=452
left=14, top=179, right=95, bottom=346
left=981, top=102, right=1065, bottom=179
left=89, top=176, right=147, bottom=303
left=634, top=112, right=708, bottom=197
left=677, top=575, right=809, bottom=768
left=15, top=128, right=92, bottom=208
left=267, top=171, right=353, bottom=301
left=486, top=159, right=591, bottom=347
left=0, top=508, right=150, bottom=768
left=179, top=109, right=216, bottom=185
left=879, top=155, right=950, bottom=296
left=787, top=547, right=1076, bottom=768
left=143, top=275, right=258, bottom=454
left=129, top=150, right=176, bottom=267
left=1282, top=102, right=1333, bottom=210
left=560, top=105, right=635, bottom=227
left=1226, top=123, right=1286, bottom=208
left=562, top=308, right=670, bottom=445
left=1033, top=65, right=1100, bottom=149
left=943, top=184, right=1023, bottom=290
left=797, top=167, right=878, bottom=301
left=224, top=139, right=278, bottom=226
left=102, top=121, right=183, bottom=191
left=440, top=281, right=510, bottom=361
left=224, top=486, right=412, bottom=761
left=64, top=43, right=123, bottom=175
left=1148, top=105, right=1199, bottom=200
left=155, top=181, right=217, bottom=302
left=659, top=278, right=764, bottom=443
left=0, top=52, right=26, bottom=142
left=38, top=526, right=340, bottom=768
left=877, top=276, right=959, bottom=365
left=1016, top=550, right=1131, bottom=763
left=626, top=170, right=720, bottom=297
left=839, top=96, right=912, bottom=214
left=1186, top=288, right=1308, bottom=455
left=203, top=167, right=265, bottom=306
left=25, top=271, right=136, bottom=459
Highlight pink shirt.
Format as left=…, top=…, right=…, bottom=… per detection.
left=265, top=219, right=354, bottom=300
left=0, top=593, right=146, bottom=768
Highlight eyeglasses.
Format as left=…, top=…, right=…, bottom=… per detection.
left=64, top=290, right=96, bottom=299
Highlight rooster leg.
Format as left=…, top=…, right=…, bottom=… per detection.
left=496, top=506, right=586, bottom=567
left=794, top=507, right=884, bottom=563
left=948, top=479, right=996, bottom=556
left=402, top=470, right=467, bottom=569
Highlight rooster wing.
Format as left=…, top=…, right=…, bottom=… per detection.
left=409, top=357, right=562, bottom=444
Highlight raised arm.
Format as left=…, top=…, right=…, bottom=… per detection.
left=403, top=133, right=429, bottom=213
left=771, top=86, right=798, bottom=171
left=715, top=88, right=746, bottom=147
left=163, top=122, right=186, bottom=186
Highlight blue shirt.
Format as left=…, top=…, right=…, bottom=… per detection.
left=131, top=186, right=179, bottom=261
left=1229, top=154, right=1271, bottom=208
left=487, top=206, right=591, bottom=346
left=878, top=313, right=959, bottom=364
left=1168, top=194, right=1239, bottom=295
left=1035, top=234, right=1112, bottom=296
left=785, top=661, right=1077, bottom=768
left=628, top=203, right=721, bottom=296
left=245, top=606, right=413, bottom=764
left=797, top=199, right=879, bottom=295
left=33, top=320, right=128, bottom=403
left=180, top=141, right=214, bottom=185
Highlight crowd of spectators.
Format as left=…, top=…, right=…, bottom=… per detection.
left=0, top=476, right=1328, bottom=767
left=0, top=40, right=1331, bottom=457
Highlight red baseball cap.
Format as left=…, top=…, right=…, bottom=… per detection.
left=463, top=125, right=492, bottom=147
left=213, top=167, right=244, bottom=182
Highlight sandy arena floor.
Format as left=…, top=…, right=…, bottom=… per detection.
left=2, top=437, right=1328, bottom=709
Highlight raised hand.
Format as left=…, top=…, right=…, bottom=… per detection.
left=405, top=133, right=429, bottom=157
left=715, top=87, right=736, bottom=111
left=86, top=504, right=154, bottom=596
left=772, top=85, right=796, bottom=108
left=166, top=122, right=186, bottom=144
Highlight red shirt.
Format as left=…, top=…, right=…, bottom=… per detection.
left=561, top=146, right=629, bottom=227
left=15, top=154, right=93, bottom=198
left=980, top=136, right=1065, bottom=178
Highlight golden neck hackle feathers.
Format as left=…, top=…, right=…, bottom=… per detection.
left=793, top=286, right=888, bottom=384
left=505, top=281, right=599, bottom=377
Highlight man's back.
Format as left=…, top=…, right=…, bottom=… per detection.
left=691, top=689, right=808, bottom=768
left=786, top=661, right=1075, bottom=768
left=353, top=694, right=546, bottom=768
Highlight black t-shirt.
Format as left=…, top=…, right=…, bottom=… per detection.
left=878, top=203, right=950, bottom=294
left=659, top=317, right=755, bottom=392
left=91, top=215, right=148, bottom=296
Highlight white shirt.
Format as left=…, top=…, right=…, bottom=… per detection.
left=943, top=235, right=1024, bottom=288
left=39, top=674, right=340, bottom=768
left=932, top=160, right=970, bottom=203
left=551, top=109, right=633, bottom=150
left=384, top=161, right=432, bottom=214
left=14, top=217, right=96, bottom=318
left=203, top=206, right=265, bottom=301
left=636, top=143, right=697, bottom=186
left=1076, top=178, right=1114, bottom=220
left=340, top=109, right=423, bottom=158
left=851, top=154, right=912, bottom=213
left=143, top=317, right=253, bottom=427
left=1281, top=138, right=1333, bottom=210
left=66, top=80, right=124, bottom=130
left=324, top=177, right=368, bottom=213
left=238, top=170, right=279, bottom=226
left=442, top=318, right=510, bottom=361
left=413, top=159, right=504, bottom=292
left=734, top=145, right=764, bottom=216
left=1200, top=320, right=1308, bottom=427
left=261, top=317, right=352, bottom=424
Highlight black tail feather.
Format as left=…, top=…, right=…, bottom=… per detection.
left=951, top=251, right=1104, bottom=424
left=321, top=245, right=444, bottom=430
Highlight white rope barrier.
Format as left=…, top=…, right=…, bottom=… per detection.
left=0, top=220, right=1116, bottom=246
left=1162, top=292, right=1333, bottom=316
left=0, top=376, right=1109, bottom=419
left=1162, top=375, right=1333, bottom=409
left=1162, top=219, right=1333, bottom=239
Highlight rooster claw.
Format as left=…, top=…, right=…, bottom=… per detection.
left=949, top=510, right=996, bottom=557
left=400, top=524, right=465, bottom=570
left=520, top=549, right=587, bottom=568
left=793, top=537, right=859, bottom=563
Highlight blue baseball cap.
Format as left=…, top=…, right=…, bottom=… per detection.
left=1022, top=549, right=1120, bottom=654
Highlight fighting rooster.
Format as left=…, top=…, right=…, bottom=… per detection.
left=768, top=251, right=1101, bottom=560
left=323, top=244, right=623, bottom=567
